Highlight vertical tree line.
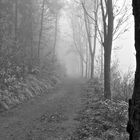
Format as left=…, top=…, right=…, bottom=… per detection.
left=70, top=0, right=130, bottom=99
left=0, top=0, right=64, bottom=90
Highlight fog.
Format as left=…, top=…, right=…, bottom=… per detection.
left=56, top=0, right=135, bottom=77
left=0, top=1, right=135, bottom=139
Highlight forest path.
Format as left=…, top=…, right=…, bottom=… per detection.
left=0, top=78, right=84, bottom=140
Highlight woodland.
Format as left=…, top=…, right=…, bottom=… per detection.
left=0, top=0, right=65, bottom=110
left=0, top=0, right=138, bottom=140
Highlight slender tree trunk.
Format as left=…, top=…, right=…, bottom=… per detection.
left=38, top=0, right=45, bottom=63
left=92, top=0, right=98, bottom=78
left=85, top=43, right=88, bottom=78
left=90, top=55, right=94, bottom=79
left=14, top=0, right=18, bottom=50
left=85, top=62, right=88, bottom=78
left=80, top=57, right=84, bottom=77
left=92, top=21, right=97, bottom=78
left=29, top=26, right=33, bottom=71
left=88, top=54, right=91, bottom=78
left=84, top=12, right=94, bottom=79
left=53, top=13, right=58, bottom=60
left=29, top=4, right=33, bottom=72
left=127, top=1, right=140, bottom=139
left=100, top=46, right=104, bottom=80
left=91, top=23, right=97, bottom=79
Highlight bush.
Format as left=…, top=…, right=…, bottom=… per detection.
left=111, top=60, right=134, bottom=102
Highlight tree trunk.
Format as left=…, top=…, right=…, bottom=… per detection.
left=100, top=46, right=104, bottom=80
left=15, top=0, right=18, bottom=44
left=90, top=55, right=94, bottom=79
left=80, top=57, right=84, bottom=77
left=104, top=47, right=111, bottom=99
left=38, top=0, right=45, bottom=64
left=83, top=8, right=94, bottom=79
left=92, top=0, right=98, bottom=79
left=53, top=13, right=58, bottom=60
left=13, top=0, right=18, bottom=56
left=85, top=62, right=88, bottom=78
left=102, top=0, right=113, bottom=99
left=29, top=4, right=33, bottom=72
left=85, top=43, right=89, bottom=78
left=127, top=0, right=140, bottom=139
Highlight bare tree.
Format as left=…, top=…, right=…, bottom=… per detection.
left=82, top=0, right=99, bottom=79
left=100, top=0, right=131, bottom=99
left=70, top=10, right=87, bottom=77
left=47, top=0, right=63, bottom=60
left=100, top=0, right=114, bottom=99
left=82, top=0, right=130, bottom=99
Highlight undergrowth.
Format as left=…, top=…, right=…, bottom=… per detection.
left=71, top=79, right=129, bottom=140
left=0, top=74, right=60, bottom=112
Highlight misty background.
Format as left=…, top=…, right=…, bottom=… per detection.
left=0, top=0, right=135, bottom=139
left=57, top=0, right=135, bottom=77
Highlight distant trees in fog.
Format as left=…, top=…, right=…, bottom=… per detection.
left=0, top=0, right=64, bottom=91
left=70, top=0, right=131, bottom=99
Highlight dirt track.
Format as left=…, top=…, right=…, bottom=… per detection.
left=0, top=78, right=83, bottom=140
